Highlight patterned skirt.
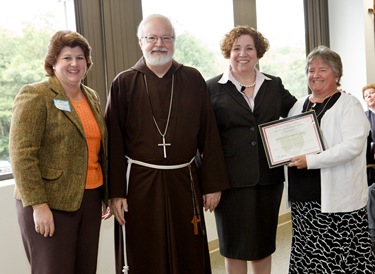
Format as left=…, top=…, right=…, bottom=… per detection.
left=289, top=201, right=375, bottom=274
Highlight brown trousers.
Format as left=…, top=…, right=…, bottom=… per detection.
left=16, top=188, right=102, bottom=274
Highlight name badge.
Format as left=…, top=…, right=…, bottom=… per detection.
left=53, top=99, right=71, bottom=112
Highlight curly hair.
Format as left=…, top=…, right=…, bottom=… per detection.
left=44, top=30, right=93, bottom=76
left=220, top=25, right=270, bottom=59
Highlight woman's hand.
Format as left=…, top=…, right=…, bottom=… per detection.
left=101, top=201, right=112, bottom=220
left=203, top=192, right=221, bottom=212
left=288, top=155, right=307, bottom=169
left=32, top=203, right=55, bottom=237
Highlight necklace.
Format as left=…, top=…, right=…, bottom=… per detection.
left=237, top=73, right=257, bottom=88
left=239, top=81, right=256, bottom=88
left=307, top=92, right=337, bottom=117
left=143, top=74, right=174, bottom=158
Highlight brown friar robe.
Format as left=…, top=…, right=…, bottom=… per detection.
left=105, top=57, right=230, bottom=274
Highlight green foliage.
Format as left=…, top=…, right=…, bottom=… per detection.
left=260, top=45, right=308, bottom=99
left=174, top=33, right=307, bottom=99
left=0, top=22, right=53, bottom=160
left=0, top=21, right=308, bottom=162
left=174, top=33, right=224, bottom=80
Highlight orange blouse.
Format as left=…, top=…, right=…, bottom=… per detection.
left=71, top=96, right=103, bottom=189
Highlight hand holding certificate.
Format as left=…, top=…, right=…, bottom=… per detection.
left=258, top=111, right=324, bottom=168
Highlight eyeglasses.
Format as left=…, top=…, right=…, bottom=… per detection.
left=142, top=35, right=174, bottom=44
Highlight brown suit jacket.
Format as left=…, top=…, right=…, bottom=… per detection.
left=10, top=76, right=108, bottom=212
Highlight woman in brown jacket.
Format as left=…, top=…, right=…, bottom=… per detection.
left=9, top=30, right=110, bottom=274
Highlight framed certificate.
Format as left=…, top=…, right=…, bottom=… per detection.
left=258, top=111, right=325, bottom=168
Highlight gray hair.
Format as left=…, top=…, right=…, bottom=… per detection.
left=136, top=14, right=175, bottom=39
left=305, top=45, right=343, bottom=87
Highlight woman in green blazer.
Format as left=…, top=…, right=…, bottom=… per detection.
left=9, top=30, right=110, bottom=274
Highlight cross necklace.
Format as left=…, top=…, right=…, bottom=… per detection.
left=143, top=74, right=174, bottom=158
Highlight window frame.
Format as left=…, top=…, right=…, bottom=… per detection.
left=0, top=0, right=329, bottom=182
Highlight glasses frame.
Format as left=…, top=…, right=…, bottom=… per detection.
left=142, top=35, right=175, bottom=44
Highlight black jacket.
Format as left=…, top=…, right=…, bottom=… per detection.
left=206, top=73, right=297, bottom=187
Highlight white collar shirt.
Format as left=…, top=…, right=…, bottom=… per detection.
left=218, top=66, right=271, bottom=111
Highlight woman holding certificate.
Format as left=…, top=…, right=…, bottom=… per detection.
left=287, top=45, right=375, bottom=273
left=206, top=26, right=297, bottom=274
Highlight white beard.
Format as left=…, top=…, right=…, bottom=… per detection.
left=144, top=47, right=174, bottom=66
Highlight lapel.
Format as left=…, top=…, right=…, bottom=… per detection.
left=253, top=81, right=266, bottom=113
left=48, top=76, right=85, bottom=138
left=224, top=82, right=253, bottom=113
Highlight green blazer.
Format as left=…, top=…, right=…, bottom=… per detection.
left=10, top=76, right=108, bottom=212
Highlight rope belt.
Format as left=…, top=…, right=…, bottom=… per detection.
left=122, top=156, right=195, bottom=273
left=125, top=156, right=195, bottom=194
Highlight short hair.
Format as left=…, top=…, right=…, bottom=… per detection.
left=44, top=30, right=93, bottom=76
left=362, top=83, right=375, bottom=98
left=136, top=14, right=175, bottom=39
left=305, top=45, right=343, bottom=87
left=220, top=25, right=270, bottom=59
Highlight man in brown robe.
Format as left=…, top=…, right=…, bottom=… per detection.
left=105, top=14, right=230, bottom=274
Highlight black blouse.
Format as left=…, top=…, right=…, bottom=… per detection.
left=288, top=92, right=341, bottom=202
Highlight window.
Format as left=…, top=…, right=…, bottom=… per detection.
left=0, top=0, right=308, bottom=183
left=141, top=0, right=234, bottom=80
left=256, top=0, right=307, bottom=99
left=0, top=0, right=76, bottom=182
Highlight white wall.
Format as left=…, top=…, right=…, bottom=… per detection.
left=0, top=180, right=221, bottom=272
left=0, top=181, right=116, bottom=274
left=0, top=181, right=234, bottom=273
left=0, top=180, right=288, bottom=273
left=0, top=180, right=228, bottom=274
left=0, top=182, right=30, bottom=274
left=328, top=0, right=375, bottom=108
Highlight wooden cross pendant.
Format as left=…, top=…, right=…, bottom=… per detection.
left=191, top=215, right=200, bottom=235
left=158, top=136, right=171, bottom=158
